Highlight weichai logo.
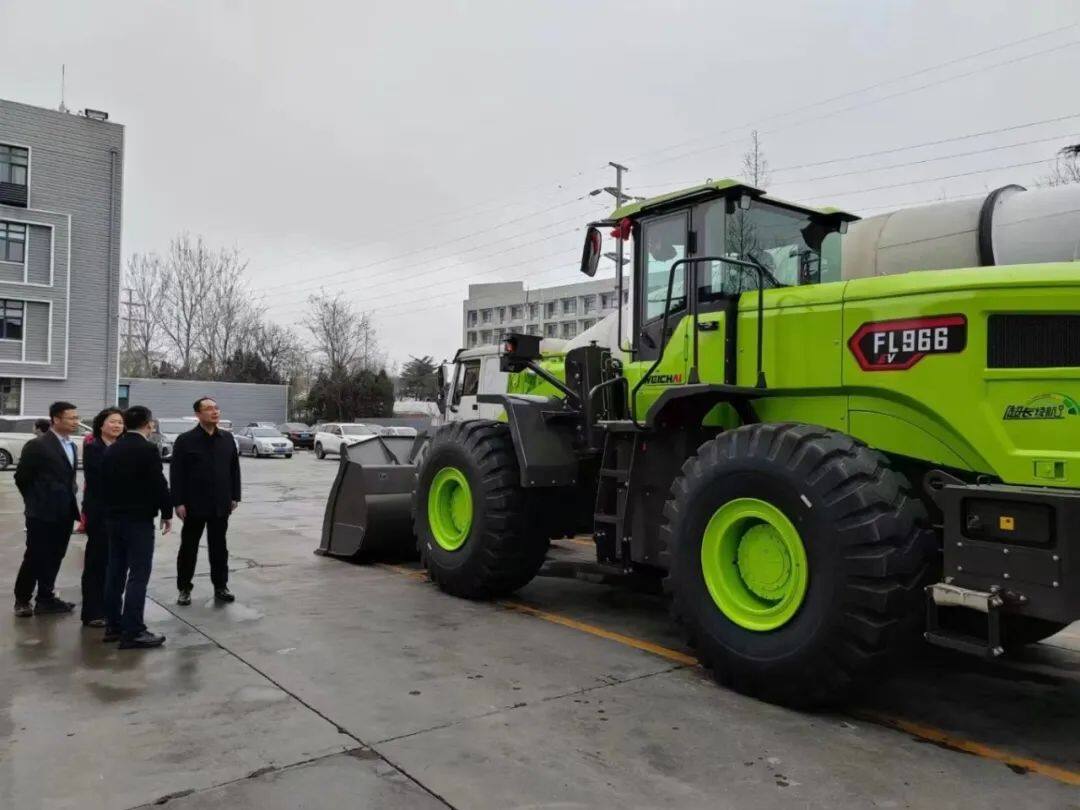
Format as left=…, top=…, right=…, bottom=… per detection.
left=848, top=315, right=967, bottom=371
left=645, top=373, right=683, bottom=385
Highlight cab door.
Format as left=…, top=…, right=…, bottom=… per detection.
left=478, top=355, right=508, bottom=419
left=450, top=359, right=481, bottom=420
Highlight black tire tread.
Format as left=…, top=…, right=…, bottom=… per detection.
left=663, top=422, right=935, bottom=707
left=415, top=420, right=548, bottom=599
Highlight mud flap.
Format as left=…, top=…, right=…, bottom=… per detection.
left=317, top=434, right=428, bottom=559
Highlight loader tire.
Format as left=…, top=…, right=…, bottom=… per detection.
left=663, top=423, right=935, bottom=708
left=414, top=420, right=548, bottom=599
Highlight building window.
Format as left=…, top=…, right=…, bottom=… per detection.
left=0, top=377, right=20, bottom=415
left=528, top=303, right=539, bottom=319
left=480, top=329, right=492, bottom=343
left=497, top=307, right=506, bottom=323
left=561, top=322, right=577, bottom=338
left=466, top=331, right=478, bottom=347
left=562, top=298, right=577, bottom=315
left=481, top=309, right=492, bottom=324
left=600, top=292, right=612, bottom=309
left=467, top=310, right=478, bottom=327
left=117, top=384, right=130, bottom=409
left=544, top=323, right=558, bottom=338
left=0, top=299, right=23, bottom=340
left=526, top=324, right=539, bottom=335
left=510, top=304, right=523, bottom=320
left=581, top=319, right=596, bottom=331
left=0, top=145, right=28, bottom=185
left=0, top=222, right=26, bottom=263
left=544, top=301, right=557, bottom=319
left=0, top=146, right=29, bottom=206
left=583, top=295, right=596, bottom=313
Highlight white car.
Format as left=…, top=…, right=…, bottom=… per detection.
left=235, top=425, right=294, bottom=458
left=312, top=423, right=380, bottom=459
left=0, top=415, right=93, bottom=470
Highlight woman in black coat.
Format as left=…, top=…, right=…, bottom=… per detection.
left=81, top=407, right=124, bottom=626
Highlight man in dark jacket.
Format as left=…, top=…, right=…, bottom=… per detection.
left=102, top=406, right=172, bottom=649
left=171, top=397, right=241, bottom=605
left=13, top=401, right=82, bottom=617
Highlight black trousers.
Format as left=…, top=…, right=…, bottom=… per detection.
left=14, top=518, right=74, bottom=604
left=81, top=513, right=109, bottom=622
left=104, top=516, right=155, bottom=639
left=177, top=515, right=229, bottom=592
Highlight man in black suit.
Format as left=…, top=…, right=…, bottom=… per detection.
left=171, top=397, right=241, bottom=606
left=13, top=401, right=82, bottom=617
left=102, top=406, right=172, bottom=649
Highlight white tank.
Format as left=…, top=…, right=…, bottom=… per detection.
left=841, top=184, right=1080, bottom=279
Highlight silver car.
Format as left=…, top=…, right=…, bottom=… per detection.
left=235, top=426, right=294, bottom=458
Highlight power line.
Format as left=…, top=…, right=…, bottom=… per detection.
left=253, top=191, right=599, bottom=298
left=629, top=111, right=1080, bottom=191
left=639, top=37, right=1080, bottom=171
left=257, top=222, right=589, bottom=311
left=624, top=21, right=1079, bottom=167
left=774, top=130, right=1078, bottom=188
left=796, top=157, right=1053, bottom=202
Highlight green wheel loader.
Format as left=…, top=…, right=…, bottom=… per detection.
left=326, top=179, right=1080, bottom=707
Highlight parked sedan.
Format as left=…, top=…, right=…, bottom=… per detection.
left=277, top=422, right=314, bottom=449
left=236, top=426, right=294, bottom=458
left=0, top=416, right=93, bottom=468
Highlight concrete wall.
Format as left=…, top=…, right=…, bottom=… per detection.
left=121, top=378, right=288, bottom=426
left=0, top=99, right=123, bottom=415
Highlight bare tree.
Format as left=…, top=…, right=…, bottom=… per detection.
left=251, top=321, right=304, bottom=382
left=157, top=235, right=217, bottom=374
left=741, top=130, right=771, bottom=188
left=1043, top=144, right=1080, bottom=186
left=195, top=247, right=260, bottom=377
left=120, top=253, right=165, bottom=376
left=303, top=291, right=381, bottom=375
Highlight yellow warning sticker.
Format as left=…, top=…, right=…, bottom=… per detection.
left=999, top=516, right=1016, bottom=531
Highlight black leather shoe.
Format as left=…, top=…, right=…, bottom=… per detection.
left=34, top=598, right=75, bottom=615
left=214, top=588, right=235, bottom=603
left=119, top=631, right=166, bottom=649
left=103, top=627, right=121, bottom=643
left=14, top=602, right=33, bottom=618
left=177, top=590, right=191, bottom=606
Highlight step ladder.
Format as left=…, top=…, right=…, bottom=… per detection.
left=593, top=432, right=636, bottom=567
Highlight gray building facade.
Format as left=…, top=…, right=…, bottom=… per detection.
left=119, top=378, right=288, bottom=427
left=0, top=99, right=123, bottom=416
left=463, top=276, right=628, bottom=348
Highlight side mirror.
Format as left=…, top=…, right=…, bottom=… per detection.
left=435, top=366, right=447, bottom=415
left=580, top=227, right=602, bottom=277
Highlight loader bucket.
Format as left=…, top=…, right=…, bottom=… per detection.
left=317, top=433, right=428, bottom=560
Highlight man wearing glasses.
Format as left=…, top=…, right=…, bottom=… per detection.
left=170, top=397, right=241, bottom=606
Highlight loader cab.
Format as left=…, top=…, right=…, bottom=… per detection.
left=444, top=346, right=508, bottom=422
left=625, top=182, right=852, bottom=362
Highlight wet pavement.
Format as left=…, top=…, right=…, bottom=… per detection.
left=2, top=452, right=1079, bottom=809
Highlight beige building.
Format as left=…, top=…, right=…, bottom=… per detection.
left=462, top=276, right=628, bottom=348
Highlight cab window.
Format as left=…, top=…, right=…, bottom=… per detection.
left=453, top=360, right=481, bottom=405
left=641, top=211, right=688, bottom=323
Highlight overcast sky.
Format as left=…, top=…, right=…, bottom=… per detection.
left=3, top=1, right=1079, bottom=365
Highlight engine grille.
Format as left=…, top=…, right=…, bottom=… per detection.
left=987, top=314, right=1080, bottom=368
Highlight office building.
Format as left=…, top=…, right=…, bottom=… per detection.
left=0, top=98, right=123, bottom=415
left=463, top=276, right=628, bottom=348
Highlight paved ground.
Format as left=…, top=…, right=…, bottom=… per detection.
left=2, top=452, right=1079, bottom=809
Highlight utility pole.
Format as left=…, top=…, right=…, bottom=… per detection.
left=120, top=287, right=146, bottom=372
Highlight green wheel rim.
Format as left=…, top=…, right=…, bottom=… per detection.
left=700, top=497, right=808, bottom=632
left=428, top=466, right=473, bottom=551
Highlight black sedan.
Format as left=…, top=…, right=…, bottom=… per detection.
left=278, top=422, right=315, bottom=449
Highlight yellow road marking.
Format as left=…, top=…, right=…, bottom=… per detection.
left=499, top=600, right=698, bottom=667
left=374, top=560, right=1080, bottom=786
left=853, top=709, right=1080, bottom=786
